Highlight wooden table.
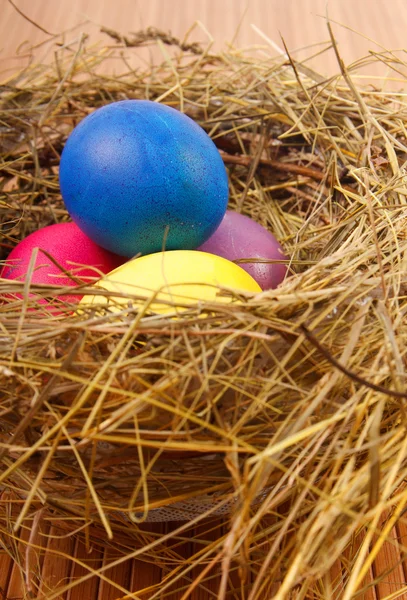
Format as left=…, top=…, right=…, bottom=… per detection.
left=2, top=0, right=407, bottom=81
left=1, top=513, right=407, bottom=598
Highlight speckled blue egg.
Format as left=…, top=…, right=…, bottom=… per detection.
left=59, top=100, right=229, bottom=257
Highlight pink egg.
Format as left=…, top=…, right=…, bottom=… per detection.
left=1, top=222, right=125, bottom=304
left=198, top=211, right=288, bottom=290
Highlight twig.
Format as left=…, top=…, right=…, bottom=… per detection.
left=101, top=26, right=203, bottom=55
left=8, top=0, right=55, bottom=36
left=25, top=507, right=44, bottom=594
left=219, top=150, right=355, bottom=192
left=300, top=324, right=407, bottom=399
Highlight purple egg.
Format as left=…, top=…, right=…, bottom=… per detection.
left=198, top=211, right=288, bottom=290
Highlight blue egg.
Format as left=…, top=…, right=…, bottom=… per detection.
left=59, top=100, right=229, bottom=257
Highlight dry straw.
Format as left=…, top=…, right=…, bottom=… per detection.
left=1, top=21, right=407, bottom=599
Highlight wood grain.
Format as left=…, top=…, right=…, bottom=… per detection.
left=129, top=524, right=163, bottom=599
left=372, top=512, right=406, bottom=600
left=5, top=525, right=32, bottom=600
left=5, top=516, right=49, bottom=600
left=0, top=493, right=14, bottom=599
left=2, top=0, right=407, bottom=83
left=191, top=520, right=223, bottom=600
left=342, top=529, right=378, bottom=600
left=38, top=526, right=76, bottom=600
left=96, top=546, right=133, bottom=600
left=66, top=538, right=103, bottom=600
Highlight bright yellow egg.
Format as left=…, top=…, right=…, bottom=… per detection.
left=79, top=250, right=261, bottom=315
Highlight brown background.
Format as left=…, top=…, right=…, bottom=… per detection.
left=2, top=0, right=407, bottom=83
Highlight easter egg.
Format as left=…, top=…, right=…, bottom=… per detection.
left=198, top=211, right=288, bottom=290
left=80, top=250, right=261, bottom=315
left=59, top=100, right=229, bottom=257
left=1, top=222, right=124, bottom=303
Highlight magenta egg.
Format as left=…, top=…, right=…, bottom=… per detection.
left=198, top=211, right=288, bottom=290
left=1, top=222, right=125, bottom=304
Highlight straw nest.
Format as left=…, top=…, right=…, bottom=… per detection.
left=2, top=25, right=407, bottom=599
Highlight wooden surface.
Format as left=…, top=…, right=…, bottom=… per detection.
left=2, top=0, right=407, bottom=83
left=2, top=1, right=407, bottom=598
left=2, top=516, right=407, bottom=599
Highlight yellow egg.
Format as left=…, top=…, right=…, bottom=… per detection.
left=79, top=250, right=261, bottom=315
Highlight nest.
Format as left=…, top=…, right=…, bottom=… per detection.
left=2, top=25, right=407, bottom=599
